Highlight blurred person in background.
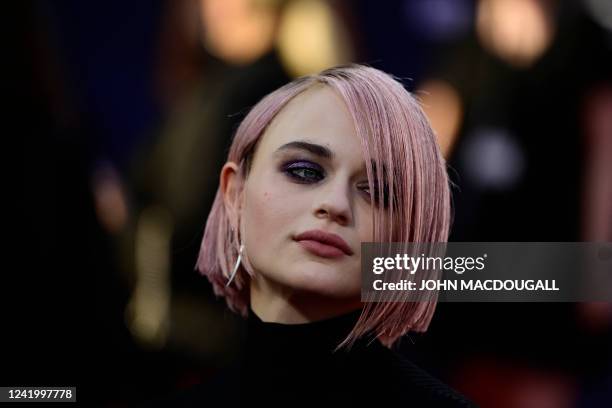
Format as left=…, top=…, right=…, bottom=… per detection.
left=124, top=0, right=292, bottom=379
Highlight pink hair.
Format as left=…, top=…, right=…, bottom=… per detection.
left=195, top=64, right=451, bottom=348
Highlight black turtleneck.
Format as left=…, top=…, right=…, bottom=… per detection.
left=242, top=308, right=379, bottom=403
left=151, top=309, right=477, bottom=407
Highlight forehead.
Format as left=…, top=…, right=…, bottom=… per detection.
left=256, top=84, right=364, bottom=163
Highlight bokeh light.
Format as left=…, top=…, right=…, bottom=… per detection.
left=91, top=163, right=129, bottom=234
left=417, top=79, right=463, bottom=158
left=476, top=0, right=555, bottom=68
left=403, top=0, right=473, bottom=42
left=276, top=0, right=353, bottom=77
left=460, top=127, right=526, bottom=190
left=584, top=0, right=612, bottom=31
left=199, top=0, right=278, bottom=65
left=126, top=205, right=173, bottom=349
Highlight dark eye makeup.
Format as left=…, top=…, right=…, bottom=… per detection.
left=282, top=160, right=325, bottom=183
left=279, top=158, right=386, bottom=207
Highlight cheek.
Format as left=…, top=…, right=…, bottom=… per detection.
left=243, top=189, right=273, bottom=241
left=241, top=182, right=298, bottom=261
left=355, top=205, right=374, bottom=243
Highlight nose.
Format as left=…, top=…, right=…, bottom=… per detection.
left=314, top=178, right=353, bottom=226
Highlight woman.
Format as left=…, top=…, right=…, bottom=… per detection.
left=194, top=64, right=476, bottom=406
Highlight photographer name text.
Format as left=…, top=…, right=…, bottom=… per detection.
left=372, top=279, right=559, bottom=291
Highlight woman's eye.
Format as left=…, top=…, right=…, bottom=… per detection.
left=283, top=161, right=325, bottom=183
left=359, top=182, right=389, bottom=208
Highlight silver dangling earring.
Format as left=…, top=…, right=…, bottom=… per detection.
left=226, top=244, right=244, bottom=287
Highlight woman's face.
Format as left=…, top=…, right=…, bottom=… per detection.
left=239, top=84, right=374, bottom=302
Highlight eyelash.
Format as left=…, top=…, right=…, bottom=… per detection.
left=281, top=159, right=373, bottom=200
left=282, top=160, right=325, bottom=183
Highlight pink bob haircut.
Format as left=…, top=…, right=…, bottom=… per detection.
left=196, top=64, right=451, bottom=349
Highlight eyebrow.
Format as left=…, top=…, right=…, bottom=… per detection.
left=275, top=141, right=334, bottom=159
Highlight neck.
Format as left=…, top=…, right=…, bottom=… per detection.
left=249, top=273, right=362, bottom=324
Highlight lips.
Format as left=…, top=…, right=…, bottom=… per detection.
left=294, top=229, right=354, bottom=258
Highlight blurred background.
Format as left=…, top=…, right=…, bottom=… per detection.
left=3, top=0, right=612, bottom=406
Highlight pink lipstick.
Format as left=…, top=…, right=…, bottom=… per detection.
left=294, top=230, right=353, bottom=259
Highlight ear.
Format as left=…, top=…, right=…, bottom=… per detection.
left=220, top=161, right=242, bottom=230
